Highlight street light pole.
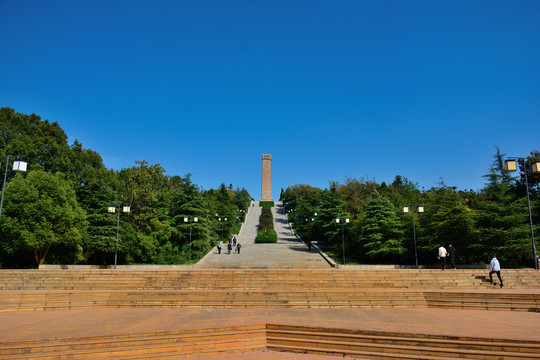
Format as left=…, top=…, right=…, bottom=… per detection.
left=108, top=205, right=130, bottom=269
left=335, top=217, right=349, bottom=265
left=216, top=214, right=227, bottom=242
left=505, top=157, right=540, bottom=269
left=0, top=156, right=28, bottom=222
left=184, top=216, right=198, bottom=264
left=403, top=205, right=424, bottom=269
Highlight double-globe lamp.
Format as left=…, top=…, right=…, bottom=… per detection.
left=504, top=158, right=540, bottom=269
left=0, top=157, right=28, bottom=222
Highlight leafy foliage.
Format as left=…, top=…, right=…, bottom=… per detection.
left=360, top=190, right=405, bottom=262
left=0, top=170, right=87, bottom=266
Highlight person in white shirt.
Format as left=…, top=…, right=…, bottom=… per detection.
left=489, top=255, right=503, bottom=288
left=438, top=245, right=447, bottom=270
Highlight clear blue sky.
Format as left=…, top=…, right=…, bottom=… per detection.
left=1, top=0, right=539, bottom=200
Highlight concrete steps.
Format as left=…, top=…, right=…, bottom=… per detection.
left=1, top=289, right=539, bottom=312
left=1, top=269, right=539, bottom=290
left=0, top=325, right=266, bottom=359
left=1, top=269, right=539, bottom=312
left=2, top=323, right=538, bottom=359
left=425, top=291, right=540, bottom=311
left=0, top=289, right=430, bottom=311
left=266, top=324, right=540, bottom=359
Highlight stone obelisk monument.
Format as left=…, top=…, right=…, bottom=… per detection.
left=261, top=154, right=273, bottom=201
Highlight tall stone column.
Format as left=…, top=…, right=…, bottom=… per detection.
left=261, top=154, right=273, bottom=201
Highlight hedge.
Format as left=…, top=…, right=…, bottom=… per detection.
left=256, top=229, right=277, bottom=243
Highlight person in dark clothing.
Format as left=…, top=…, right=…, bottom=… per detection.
left=227, top=242, right=232, bottom=254
left=217, top=242, right=222, bottom=254
left=447, top=244, right=456, bottom=270
left=236, top=243, right=241, bottom=254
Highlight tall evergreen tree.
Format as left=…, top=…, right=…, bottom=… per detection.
left=360, top=190, right=404, bottom=263
left=476, top=148, right=532, bottom=266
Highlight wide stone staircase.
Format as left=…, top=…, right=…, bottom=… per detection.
left=1, top=269, right=540, bottom=312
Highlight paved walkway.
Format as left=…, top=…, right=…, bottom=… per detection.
left=1, top=307, right=539, bottom=342
left=197, top=201, right=330, bottom=269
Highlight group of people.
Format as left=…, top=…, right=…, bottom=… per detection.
left=216, top=236, right=241, bottom=255
left=437, top=244, right=456, bottom=270
left=437, top=244, right=503, bottom=287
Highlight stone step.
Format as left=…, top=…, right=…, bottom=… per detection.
left=4, top=323, right=537, bottom=359
left=266, top=325, right=540, bottom=359
left=267, top=327, right=540, bottom=354
left=0, top=326, right=266, bottom=359
left=268, top=343, right=538, bottom=359
left=1, top=289, right=538, bottom=312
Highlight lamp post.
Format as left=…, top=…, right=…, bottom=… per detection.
left=335, top=216, right=350, bottom=265
left=0, top=156, right=28, bottom=223
left=305, top=212, right=317, bottom=242
left=183, top=216, right=198, bottom=265
left=504, top=157, right=540, bottom=269
left=108, top=204, right=130, bottom=269
left=403, top=205, right=424, bottom=269
left=216, top=214, right=228, bottom=242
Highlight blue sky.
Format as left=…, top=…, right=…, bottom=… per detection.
left=1, top=0, right=539, bottom=200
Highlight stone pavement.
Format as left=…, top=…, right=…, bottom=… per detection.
left=197, top=201, right=330, bottom=269
left=1, top=307, right=539, bottom=343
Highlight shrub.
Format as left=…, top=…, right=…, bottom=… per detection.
left=256, top=229, right=277, bottom=243
left=260, top=215, right=274, bottom=230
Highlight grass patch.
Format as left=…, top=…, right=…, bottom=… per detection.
left=259, top=201, right=274, bottom=208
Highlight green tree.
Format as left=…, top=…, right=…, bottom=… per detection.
left=0, top=107, right=71, bottom=174
left=0, top=170, right=87, bottom=267
left=418, top=182, right=477, bottom=265
left=117, top=160, right=172, bottom=264
left=475, top=148, right=534, bottom=267
left=360, top=190, right=404, bottom=263
left=169, top=175, right=215, bottom=262
left=76, top=171, right=119, bottom=264
left=316, top=183, right=348, bottom=253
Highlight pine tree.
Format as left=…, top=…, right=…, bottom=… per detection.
left=360, top=190, right=404, bottom=263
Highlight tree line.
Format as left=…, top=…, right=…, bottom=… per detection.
left=0, top=107, right=252, bottom=268
left=280, top=149, right=540, bottom=268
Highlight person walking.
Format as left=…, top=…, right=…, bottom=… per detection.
left=489, top=255, right=504, bottom=288
left=217, top=242, right=222, bottom=254
left=227, top=242, right=232, bottom=254
left=236, top=242, right=241, bottom=254
left=438, top=244, right=447, bottom=270
left=447, top=244, right=456, bottom=270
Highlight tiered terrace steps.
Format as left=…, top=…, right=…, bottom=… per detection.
left=1, top=269, right=539, bottom=312
left=0, top=324, right=267, bottom=359
left=1, top=324, right=539, bottom=359
left=1, top=269, right=539, bottom=290
left=266, top=324, right=540, bottom=359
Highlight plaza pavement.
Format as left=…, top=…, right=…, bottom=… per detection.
left=197, top=201, right=330, bottom=269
